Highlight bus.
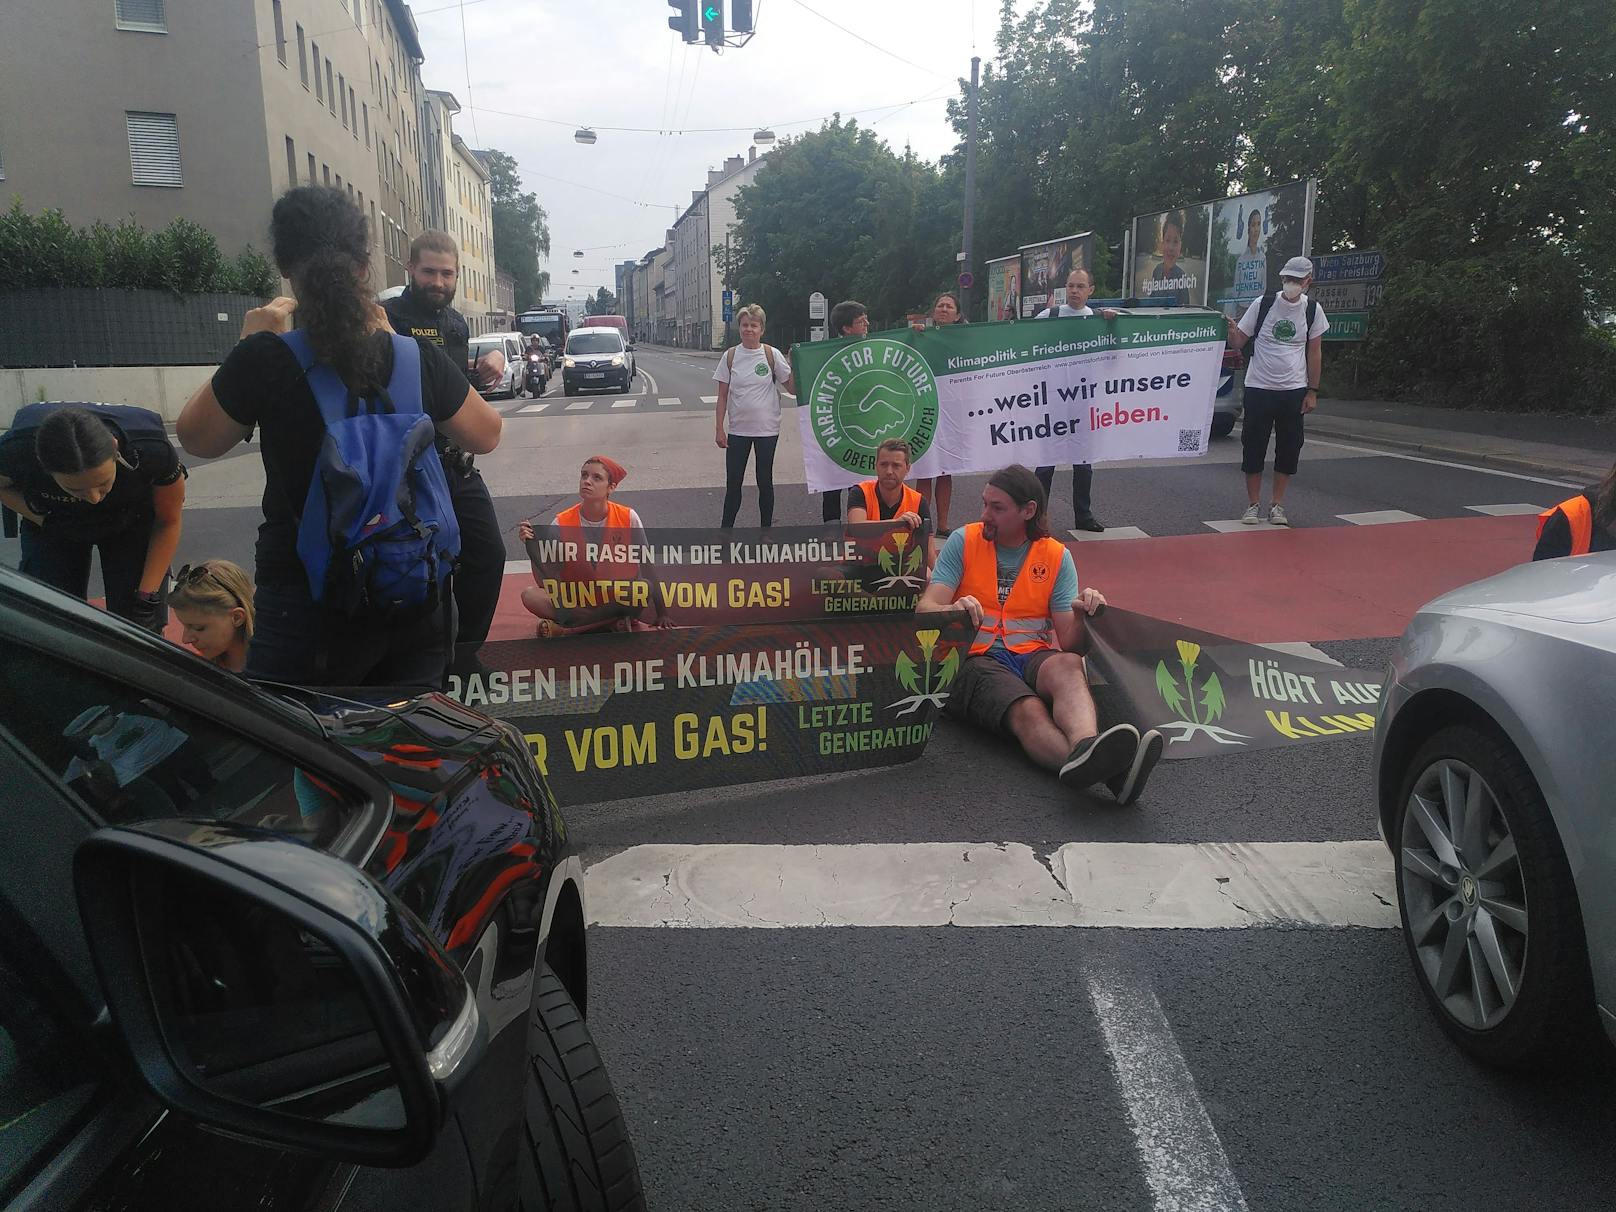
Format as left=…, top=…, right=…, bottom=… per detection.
left=516, top=309, right=568, bottom=350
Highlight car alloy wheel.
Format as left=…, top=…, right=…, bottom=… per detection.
left=1399, top=757, right=1527, bottom=1031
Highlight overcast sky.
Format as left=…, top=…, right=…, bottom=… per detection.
left=411, top=0, right=1014, bottom=302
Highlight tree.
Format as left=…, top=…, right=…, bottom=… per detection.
left=585, top=287, right=617, bottom=316
left=484, top=148, right=551, bottom=312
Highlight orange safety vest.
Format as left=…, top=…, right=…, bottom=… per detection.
left=554, top=500, right=640, bottom=581
left=857, top=480, right=923, bottom=521
left=955, top=522, right=1067, bottom=656
left=1536, top=493, right=1594, bottom=557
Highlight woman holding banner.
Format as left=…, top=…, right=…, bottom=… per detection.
left=911, top=293, right=967, bottom=534
left=518, top=455, right=674, bottom=637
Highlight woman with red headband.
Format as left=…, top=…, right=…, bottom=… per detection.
left=517, top=455, right=673, bottom=636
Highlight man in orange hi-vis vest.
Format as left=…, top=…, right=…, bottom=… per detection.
left=917, top=464, right=1164, bottom=804
left=845, top=438, right=936, bottom=568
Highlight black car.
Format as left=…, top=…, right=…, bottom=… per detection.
left=0, top=567, right=644, bottom=1210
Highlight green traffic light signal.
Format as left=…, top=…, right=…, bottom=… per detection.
left=702, top=0, right=724, bottom=46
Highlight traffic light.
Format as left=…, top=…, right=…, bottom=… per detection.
left=732, top=0, right=753, bottom=33
left=667, top=0, right=697, bottom=42
left=701, top=0, right=724, bottom=47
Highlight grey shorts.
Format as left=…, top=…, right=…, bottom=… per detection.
left=945, top=649, right=1061, bottom=735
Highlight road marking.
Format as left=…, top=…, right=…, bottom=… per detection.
left=503, top=559, right=530, bottom=575
left=1086, top=964, right=1251, bottom=1212
left=1256, top=640, right=1342, bottom=667
left=1069, top=525, right=1150, bottom=541
left=1466, top=503, right=1546, bottom=516
left=640, top=367, right=659, bottom=395
left=518, top=402, right=549, bottom=414
left=611, top=399, right=637, bottom=409
left=564, top=400, right=593, bottom=411
left=1203, top=518, right=1283, bottom=533
left=1337, top=509, right=1425, bottom=525
left=584, top=841, right=1397, bottom=929
left=1309, top=438, right=1583, bottom=489
left=700, top=395, right=718, bottom=404
left=658, top=397, right=681, bottom=407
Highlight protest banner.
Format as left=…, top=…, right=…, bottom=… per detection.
left=986, top=255, right=1021, bottom=323
left=450, top=614, right=974, bottom=805
left=1017, top=232, right=1094, bottom=317
left=521, top=522, right=929, bottom=628
left=1086, top=608, right=1383, bottom=759
left=791, top=311, right=1224, bottom=492
left=1204, top=181, right=1312, bottom=319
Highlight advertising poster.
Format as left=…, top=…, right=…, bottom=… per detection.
left=521, top=522, right=930, bottom=627
left=1206, top=181, right=1312, bottom=319
left=791, top=312, right=1223, bottom=492
left=1131, top=204, right=1211, bottom=306
left=450, top=615, right=974, bottom=805
left=1018, top=233, right=1094, bottom=317
left=986, top=255, right=1022, bottom=323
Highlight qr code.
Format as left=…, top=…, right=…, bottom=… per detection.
left=1178, top=428, right=1203, bottom=452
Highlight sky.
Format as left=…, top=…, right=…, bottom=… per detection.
left=409, top=0, right=1014, bottom=302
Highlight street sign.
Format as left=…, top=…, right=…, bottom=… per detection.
left=1312, top=250, right=1386, bottom=284
left=1322, top=312, right=1369, bottom=342
left=722, top=288, right=733, bottom=304
left=722, top=303, right=733, bottom=321
left=957, top=271, right=975, bottom=290
left=808, top=291, right=827, bottom=320
left=810, top=326, right=826, bottom=342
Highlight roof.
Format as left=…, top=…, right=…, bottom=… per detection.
left=450, top=134, right=490, bottom=181
left=384, top=0, right=424, bottom=62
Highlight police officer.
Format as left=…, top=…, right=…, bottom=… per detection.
left=0, top=402, right=186, bottom=629
left=383, top=231, right=506, bottom=653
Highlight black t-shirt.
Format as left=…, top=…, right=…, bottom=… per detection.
left=844, top=485, right=932, bottom=524
left=0, top=407, right=183, bottom=542
left=211, top=331, right=469, bottom=586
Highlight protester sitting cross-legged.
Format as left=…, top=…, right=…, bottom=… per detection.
left=169, top=559, right=255, bottom=674
left=518, top=455, right=674, bottom=637
left=176, top=185, right=503, bottom=690
left=917, top=464, right=1164, bottom=803
left=846, top=438, right=935, bottom=567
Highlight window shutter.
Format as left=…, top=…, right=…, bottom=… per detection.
left=126, top=112, right=182, bottom=187
left=114, top=0, right=166, bottom=31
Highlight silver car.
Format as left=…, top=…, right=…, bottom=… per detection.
left=1373, top=552, right=1616, bottom=1066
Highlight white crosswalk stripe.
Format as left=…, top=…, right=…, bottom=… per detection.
left=564, top=400, right=592, bottom=411
left=611, top=399, right=637, bottom=409
left=658, top=397, right=681, bottom=406
left=1070, top=525, right=1150, bottom=541
left=518, top=402, right=548, bottom=414
left=700, top=395, right=718, bottom=404
left=1466, top=503, right=1545, bottom=516
left=1337, top=509, right=1425, bottom=525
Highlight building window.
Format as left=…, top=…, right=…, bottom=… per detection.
left=307, top=152, right=316, bottom=184
left=284, top=136, right=296, bottom=188
left=114, top=0, right=166, bottom=33
left=312, top=43, right=322, bottom=100
left=296, top=24, right=307, bottom=87
left=272, top=0, right=286, bottom=63
left=322, top=163, right=330, bottom=186
left=326, top=62, right=335, bottom=113
left=126, top=111, right=182, bottom=187
left=339, top=75, right=348, bottom=127
left=349, top=88, right=357, bottom=139
left=362, top=103, right=369, bottom=147
left=334, top=173, right=342, bottom=191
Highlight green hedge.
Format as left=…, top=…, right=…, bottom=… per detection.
left=0, top=200, right=277, bottom=296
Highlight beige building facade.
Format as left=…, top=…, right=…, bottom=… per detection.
left=446, top=137, right=495, bottom=334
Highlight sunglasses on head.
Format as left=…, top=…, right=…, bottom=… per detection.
left=173, top=564, right=243, bottom=610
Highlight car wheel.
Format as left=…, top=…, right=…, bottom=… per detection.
left=1210, top=413, right=1236, bottom=439
left=518, top=965, right=646, bottom=1211
left=563, top=383, right=576, bottom=397
left=1394, top=724, right=1597, bottom=1067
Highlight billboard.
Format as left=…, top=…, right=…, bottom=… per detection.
left=1131, top=204, right=1211, bottom=306
left=1017, top=232, right=1093, bottom=317
left=1206, top=181, right=1313, bottom=319
left=985, top=255, right=1021, bottom=323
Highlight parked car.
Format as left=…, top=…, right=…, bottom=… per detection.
left=0, top=566, right=645, bottom=1209
left=1212, top=344, right=1245, bottom=439
left=468, top=331, right=528, bottom=399
left=1372, top=552, right=1616, bottom=1068
left=562, top=327, right=634, bottom=395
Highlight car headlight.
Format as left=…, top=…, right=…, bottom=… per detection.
left=563, top=356, right=576, bottom=369
left=609, top=354, right=625, bottom=367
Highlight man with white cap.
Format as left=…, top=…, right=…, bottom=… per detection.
left=1225, top=255, right=1329, bottom=527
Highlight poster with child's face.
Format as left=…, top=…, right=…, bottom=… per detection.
left=1206, top=182, right=1310, bottom=318
left=1131, top=204, right=1210, bottom=306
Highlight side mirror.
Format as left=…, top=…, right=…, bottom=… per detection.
left=74, top=822, right=481, bottom=1168
left=625, top=342, right=635, bottom=351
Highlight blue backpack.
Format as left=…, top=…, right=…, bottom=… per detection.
left=279, top=330, right=460, bottom=621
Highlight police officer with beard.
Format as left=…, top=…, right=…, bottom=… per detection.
left=383, top=231, right=506, bottom=658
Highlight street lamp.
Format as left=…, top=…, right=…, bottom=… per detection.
left=574, top=128, right=597, bottom=145
left=572, top=250, right=584, bottom=258
left=752, top=129, right=775, bottom=145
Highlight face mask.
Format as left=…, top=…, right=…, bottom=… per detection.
left=1281, top=280, right=1304, bottom=302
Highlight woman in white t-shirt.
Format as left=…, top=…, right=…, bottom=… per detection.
left=715, top=303, right=795, bottom=527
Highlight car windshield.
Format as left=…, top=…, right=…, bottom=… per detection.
left=568, top=333, right=623, bottom=355
left=469, top=338, right=505, bottom=357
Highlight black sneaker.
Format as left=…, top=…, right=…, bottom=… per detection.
left=1073, top=516, right=1106, bottom=533
left=1106, top=728, right=1164, bottom=806
left=1058, top=723, right=1138, bottom=789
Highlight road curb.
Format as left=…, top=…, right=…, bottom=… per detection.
left=1306, top=419, right=1596, bottom=484
left=640, top=344, right=721, bottom=360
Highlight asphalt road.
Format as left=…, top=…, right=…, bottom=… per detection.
left=5, top=343, right=1614, bottom=1210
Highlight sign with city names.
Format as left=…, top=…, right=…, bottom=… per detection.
left=1311, top=250, right=1386, bottom=343
left=789, top=312, right=1223, bottom=492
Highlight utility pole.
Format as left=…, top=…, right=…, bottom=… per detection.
left=960, top=56, right=981, bottom=318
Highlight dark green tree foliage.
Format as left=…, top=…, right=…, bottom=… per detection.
left=484, top=149, right=552, bottom=311
left=0, top=201, right=276, bottom=295
left=585, top=287, right=617, bottom=316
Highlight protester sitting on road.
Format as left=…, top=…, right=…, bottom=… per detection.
left=716, top=303, right=795, bottom=528
left=820, top=300, right=872, bottom=524
left=1034, top=267, right=1115, bottom=533
left=1533, top=462, right=1616, bottom=560
left=0, top=402, right=185, bottom=631
left=917, top=464, right=1164, bottom=804
left=169, top=559, right=255, bottom=673
left=177, top=185, right=503, bottom=689
left=518, top=455, right=674, bottom=636
left=910, top=293, right=966, bottom=534
left=846, top=438, right=936, bottom=568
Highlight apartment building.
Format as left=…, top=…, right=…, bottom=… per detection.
left=0, top=0, right=427, bottom=289
left=670, top=148, right=766, bottom=348
left=443, top=138, right=494, bottom=334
